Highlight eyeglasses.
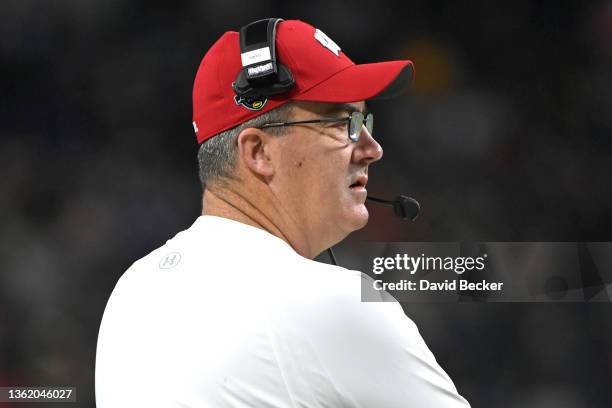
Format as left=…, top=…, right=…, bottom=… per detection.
left=258, top=111, right=374, bottom=142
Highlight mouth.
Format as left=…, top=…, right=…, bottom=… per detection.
left=349, top=176, right=368, bottom=191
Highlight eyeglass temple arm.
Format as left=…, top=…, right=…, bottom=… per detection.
left=259, top=117, right=350, bottom=129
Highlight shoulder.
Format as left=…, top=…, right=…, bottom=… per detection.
left=263, top=256, right=421, bottom=346
left=266, top=260, right=470, bottom=406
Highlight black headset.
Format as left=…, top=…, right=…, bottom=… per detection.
left=232, top=18, right=295, bottom=100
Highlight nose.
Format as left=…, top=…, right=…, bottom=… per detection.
left=352, top=125, right=383, bottom=164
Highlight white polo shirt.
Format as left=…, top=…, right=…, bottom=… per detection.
left=95, top=215, right=470, bottom=407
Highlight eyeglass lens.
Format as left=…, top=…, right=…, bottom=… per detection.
left=349, top=112, right=374, bottom=142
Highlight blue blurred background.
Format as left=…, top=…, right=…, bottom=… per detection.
left=1, top=0, right=611, bottom=406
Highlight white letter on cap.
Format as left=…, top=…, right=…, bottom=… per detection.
left=314, top=28, right=341, bottom=57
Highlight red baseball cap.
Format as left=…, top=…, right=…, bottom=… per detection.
left=192, top=19, right=414, bottom=144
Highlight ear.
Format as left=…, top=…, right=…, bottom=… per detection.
left=236, top=127, right=276, bottom=178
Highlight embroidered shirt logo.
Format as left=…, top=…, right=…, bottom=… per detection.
left=159, top=252, right=181, bottom=269
left=314, top=29, right=341, bottom=57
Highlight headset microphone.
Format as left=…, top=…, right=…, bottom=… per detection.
left=326, top=195, right=420, bottom=265
left=366, top=195, right=420, bottom=222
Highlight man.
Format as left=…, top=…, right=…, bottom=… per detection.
left=96, top=19, right=470, bottom=407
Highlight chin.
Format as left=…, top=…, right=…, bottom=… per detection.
left=344, top=204, right=370, bottom=232
left=325, top=205, right=369, bottom=250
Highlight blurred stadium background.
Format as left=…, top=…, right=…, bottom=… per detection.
left=1, top=0, right=611, bottom=406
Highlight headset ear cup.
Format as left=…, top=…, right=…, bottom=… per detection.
left=275, top=64, right=295, bottom=89
left=232, top=64, right=295, bottom=97
left=235, top=64, right=295, bottom=98
left=232, top=71, right=253, bottom=96
left=258, top=63, right=294, bottom=96
left=260, top=66, right=294, bottom=96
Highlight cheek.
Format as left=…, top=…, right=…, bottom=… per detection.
left=294, top=158, right=329, bottom=197
left=307, top=156, right=346, bottom=192
left=277, top=141, right=352, bottom=204
left=278, top=155, right=319, bottom=204
left=285, top=156, right=309, bottom=182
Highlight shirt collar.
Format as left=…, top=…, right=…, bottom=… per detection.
left=190, top=215, right=295, bottom=253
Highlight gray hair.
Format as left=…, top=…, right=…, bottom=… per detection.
left=197, top=102, right=294, bottom=190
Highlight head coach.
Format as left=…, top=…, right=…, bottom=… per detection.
left=95, top=18, right=470, bottom=407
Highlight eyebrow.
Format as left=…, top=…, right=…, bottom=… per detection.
left=327, top=102, right=369, bottom=116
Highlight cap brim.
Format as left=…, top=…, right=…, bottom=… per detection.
left=293, top=60, right=414, bottom=103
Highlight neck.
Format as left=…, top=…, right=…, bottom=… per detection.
left=201, top=186, right=316, bottom=259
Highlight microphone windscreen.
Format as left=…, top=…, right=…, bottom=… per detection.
left=394, top=195, right=421, bottom=221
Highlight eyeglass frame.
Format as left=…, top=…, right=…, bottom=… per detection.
left=257, top=111, right=374, bottom=142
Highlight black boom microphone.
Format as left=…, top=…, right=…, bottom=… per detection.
left=326, top=194, right=421, bottom=265
left=366, top=195, right=420, bottom=222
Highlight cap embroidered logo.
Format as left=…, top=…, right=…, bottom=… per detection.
left=234, top=94, right=268, bottom=111
left=314, top=28, right=341, bottom=56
